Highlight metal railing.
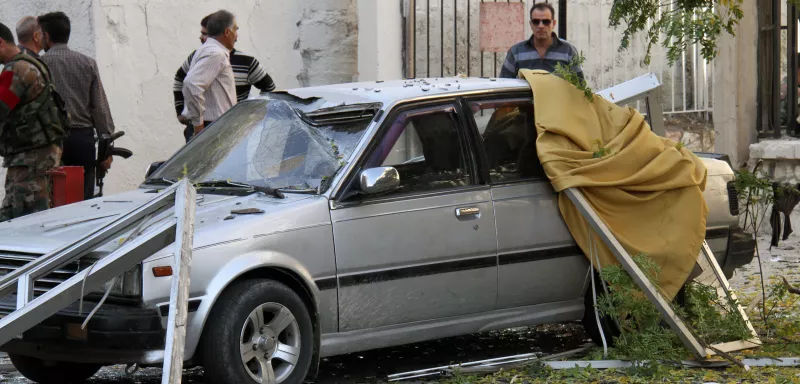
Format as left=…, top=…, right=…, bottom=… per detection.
left=403, top=0, right=713, bottom=118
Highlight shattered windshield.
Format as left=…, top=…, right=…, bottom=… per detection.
left=147, top=99, right=373, bottom=192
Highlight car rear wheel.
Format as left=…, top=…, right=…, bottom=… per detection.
left=8, top=353, right=102, bottom=383
left=202, top=279, right=314, bottom=384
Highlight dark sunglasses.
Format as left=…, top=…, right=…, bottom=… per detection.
left=531, top=18, right=553, bottom=26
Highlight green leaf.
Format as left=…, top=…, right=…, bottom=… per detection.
left=554, top=51, right=594, bottom=102
left=609, top=0, right=745, bottom=66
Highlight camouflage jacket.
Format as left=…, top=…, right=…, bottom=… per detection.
left=0, top=54, right=48, bottom=167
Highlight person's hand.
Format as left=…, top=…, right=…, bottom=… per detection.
left=178, top=115, right=189, bottom=124
left=100, top=155, right=113, bottom=170
left=194, top=124, right=205, bottom=135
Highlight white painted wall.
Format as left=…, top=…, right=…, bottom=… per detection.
left=714, top=0, right=758, bottom=169
left=0, top=0, right=95, bottom=56
left=95, top=0, right=358, bottom=195
left=357, top=0, right=403, bottom=81
left=0, top=0, right=358, bottom=203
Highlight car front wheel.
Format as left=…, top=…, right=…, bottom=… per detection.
left=202, top=279, right=314, bottom=384
left=8, top=354, right=102, bottom=383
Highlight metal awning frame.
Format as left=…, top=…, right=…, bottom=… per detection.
left=0, top=180, right=197, bottom=384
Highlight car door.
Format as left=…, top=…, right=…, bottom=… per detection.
left=330, top=100, right=498, bottom=332
left=461, top=94, right=589, bottom=310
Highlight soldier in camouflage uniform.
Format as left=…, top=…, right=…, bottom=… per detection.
left=0, top=22, right=66, bottom=222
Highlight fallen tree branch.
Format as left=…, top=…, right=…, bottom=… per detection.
left=707, top=345, right=749, bottom=370
left=782, top=277, right=800, bottom=296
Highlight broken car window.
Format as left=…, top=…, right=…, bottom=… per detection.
left=147, top=100, right=371, bottom=192
left=470, top=99, right=546, bottom=183
left=363, top=104, right=472, bottom=196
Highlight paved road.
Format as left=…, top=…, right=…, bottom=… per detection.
left=0, top=323, right=587, bottom=383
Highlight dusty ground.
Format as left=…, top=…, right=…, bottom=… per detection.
left=730, top=234, right=800, bottom=298
left=0, top=233, right=797, bottom=383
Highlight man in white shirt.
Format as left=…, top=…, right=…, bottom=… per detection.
left=182, top=10, right=238, bottom=136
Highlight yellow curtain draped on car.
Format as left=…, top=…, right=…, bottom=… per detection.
left=519, top=69, right=709, bottom=300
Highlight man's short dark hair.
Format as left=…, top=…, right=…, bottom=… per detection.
left=531, top=2, right=556, bottom=19
left=206, top=10, right=235, bottom=37
left=38, top=11, right=71, bottom=44
left=0, top=22, right=15, bottom=45
left=201, top=15, right=211, bottom=29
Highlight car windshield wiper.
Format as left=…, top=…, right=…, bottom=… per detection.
left=195, top=180, right=285, bottom=199
left=277, top=187, right=317, bottom=195
left=146, top=177, right=177, bottom=185
left=276, top=180, right=319, bottom=195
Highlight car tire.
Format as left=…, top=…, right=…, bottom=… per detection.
left=8, top=353, right=102, bottom=383
left=581, top=274, right=620, bottom=348
left=202, top=279, right=314, bottom=384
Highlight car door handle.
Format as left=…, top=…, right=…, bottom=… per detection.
left=455, top=207, right=480, bottom=217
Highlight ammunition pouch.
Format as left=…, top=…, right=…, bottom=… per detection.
left=0, top=54, right=69, bottom=157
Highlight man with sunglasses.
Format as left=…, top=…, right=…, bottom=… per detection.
left=499, top=3, right=584, bottom=81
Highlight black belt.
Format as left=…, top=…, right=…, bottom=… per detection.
left=67, top=127, right=95, bottom=138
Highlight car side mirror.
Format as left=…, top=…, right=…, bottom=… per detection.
left=145, top=161, right=165, bottom=179
left=359, top=167, right=400, bottom=195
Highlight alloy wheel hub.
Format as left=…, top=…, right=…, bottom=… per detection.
left=257, top=335, right=277, bottom=355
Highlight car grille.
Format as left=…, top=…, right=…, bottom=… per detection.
left=0, top=251, right=85, bottom=294
left=727, top=181, right=740, bottom=216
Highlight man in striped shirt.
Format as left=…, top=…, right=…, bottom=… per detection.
left=174, top=14, right=276, bottom=142
left=499, top=3, right=584, bottom=81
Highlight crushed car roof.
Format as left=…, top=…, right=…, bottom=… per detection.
left=266, top=77, right=532, bottom=107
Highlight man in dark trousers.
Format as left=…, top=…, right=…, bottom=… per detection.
left=39, top=12, right=114, bottom=200
left=0, top=22, right=66, bottom=221
left=173, top=14, right=276, bottom=143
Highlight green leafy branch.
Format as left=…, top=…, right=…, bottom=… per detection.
left=554, top=52, right=594, bottom=102
left=609, top=0, right=745, bottom=66
left=595, top=254, right=754, bottom=362
left=734, top=167, right=800, bottom=323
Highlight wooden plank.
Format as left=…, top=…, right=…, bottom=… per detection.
left=563, top=188, right=707, bottom=358
left=161, top=180, right=197, bottom=384
left=699, top=241, right=761, bottom=341
left=707, top=339, right=763, bottom=356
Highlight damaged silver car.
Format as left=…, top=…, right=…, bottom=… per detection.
left=0, top=76, right=754, bottom=384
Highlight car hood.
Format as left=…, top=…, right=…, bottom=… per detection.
left=0, top=187, right=319, bottom=259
